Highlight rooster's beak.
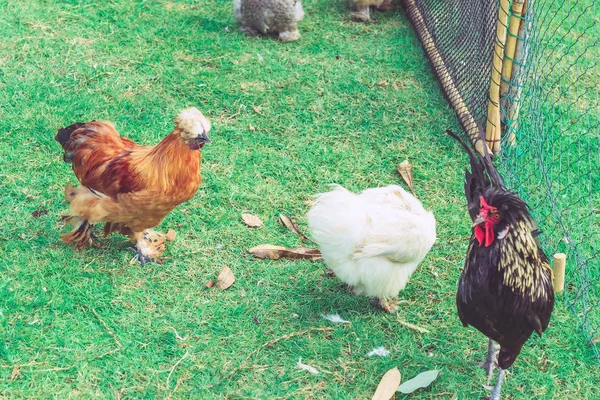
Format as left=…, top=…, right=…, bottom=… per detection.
left=473, top=216, right=485, bottom=227
left=196, top=132, right=211, bottom=144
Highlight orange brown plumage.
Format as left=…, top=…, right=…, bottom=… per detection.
left=55, top=108, right=211, bottom=262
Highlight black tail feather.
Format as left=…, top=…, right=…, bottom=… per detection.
left=446, top=130, right=504, bottom=220
left=55, top=122, right=86, bottom=163
left=55, top=122, right=85, bottom=148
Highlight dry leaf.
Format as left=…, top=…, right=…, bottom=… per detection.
left=205, top=279, right=215, bottom=288
left=378, top=80, right=389, bottom=88
left=397, top=160, right=415, bottom=195
left=397, top=370, right=439, bottom=394
left=591, top=336, right=600, bottom=344
left=392, top=79, right=402, bottom=91
left=165, top=229, right=176, bottom=242
left=252, top=105, right=263, bottom=114
left=10, top=365, right=21, bottom=380
left=249, top=244, right=322, bottom=260
left=372, top=367, right=401, bottom=400
left=242, top=213, right=263, bottom=227
left=279, top=214, right=315, bottom=244
left=216, top=266, right=235, bottom=290
left=396, top=318, right=430, bottom=333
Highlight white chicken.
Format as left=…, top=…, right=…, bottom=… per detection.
left=307, top=184, right=436, bottom=312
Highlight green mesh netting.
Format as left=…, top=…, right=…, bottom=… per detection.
left=404, top=0, right=600, bottom=361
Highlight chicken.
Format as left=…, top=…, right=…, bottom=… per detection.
left=349, top=0, right=392, bottom=22
left=307, top=184, right=436, bottom=312
left=55, top=107, right=211, bottom=264
left=447, top=130, right=554, bottom=400
left=234, top=0, right=304, bottom=42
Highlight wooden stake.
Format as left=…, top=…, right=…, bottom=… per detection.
left=507, top=0, right=531, bottom=144
left=552, top=253, right=566, bottom=293
left=500, top=0, right=525, bottom=100
left=404, top=0, right=490, bottom=156
left=486, top=0, right=511, bottom=153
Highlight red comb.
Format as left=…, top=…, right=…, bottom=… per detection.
left=479, top=196, right=491, bottom=209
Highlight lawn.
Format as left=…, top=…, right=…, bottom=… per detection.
left=0, top=0, right=598, bottom=398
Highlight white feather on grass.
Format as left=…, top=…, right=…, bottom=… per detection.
left=296, top=358, right=319, bottom=374
left=322, top=314, right=350, bottom=324
left=367, top=346, right=390, bottom=357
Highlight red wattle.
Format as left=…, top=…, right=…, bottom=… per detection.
left=474, top=225, right=485, bottom=246
left=474, top=223, right=496, bottom=247
left=484, top=222, right=495, bottom=247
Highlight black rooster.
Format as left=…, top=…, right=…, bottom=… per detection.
left=447, top=130, right=554, bottom=399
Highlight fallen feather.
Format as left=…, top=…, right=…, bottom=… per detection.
left=296, top=358, right=319, bottom=374
left=367, top=347, right=390, bottom=357
left=322, top=314, right=350, bottom=324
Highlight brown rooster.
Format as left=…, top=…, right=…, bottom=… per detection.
left=447, top=130, right=554, bottom=400
left=55, top=108, right=211, bottom=264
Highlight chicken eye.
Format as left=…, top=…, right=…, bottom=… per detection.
left=491, top=212, right=502, bottom=221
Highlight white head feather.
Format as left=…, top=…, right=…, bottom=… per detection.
left=175, top=107, right=211, bottom=140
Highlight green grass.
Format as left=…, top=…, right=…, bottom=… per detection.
left=0, top=0, right=598, bottom=398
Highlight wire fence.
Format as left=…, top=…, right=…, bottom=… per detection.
left=499, top=0, right=599, bottom=361
left=404, top=0, right=600, bottom=361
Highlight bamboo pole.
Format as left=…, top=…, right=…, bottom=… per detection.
left=507, top=0, right=531, bottom=144
left=404, top=0, right=490, bottom=156
left=552, top=253, right=566, bottom=293
left=485, top=0, right=511, bottom=153
left=500, top=0, right=525, bottom=108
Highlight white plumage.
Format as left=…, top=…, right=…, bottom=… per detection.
left=307, top=184, right=436, bottom=312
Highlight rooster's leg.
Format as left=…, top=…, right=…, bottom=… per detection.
left=371, top=297, right=399, bottom=313
left=489, top=368, right=505, bottom=400
left=483, top=338, right=500, bottom=385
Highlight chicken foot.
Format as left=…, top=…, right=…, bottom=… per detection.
left=128, top=230, right=169, bottom=266
left=60, top=216, right=97, bottom=249
left=371, top=297, right=399, bottom=313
